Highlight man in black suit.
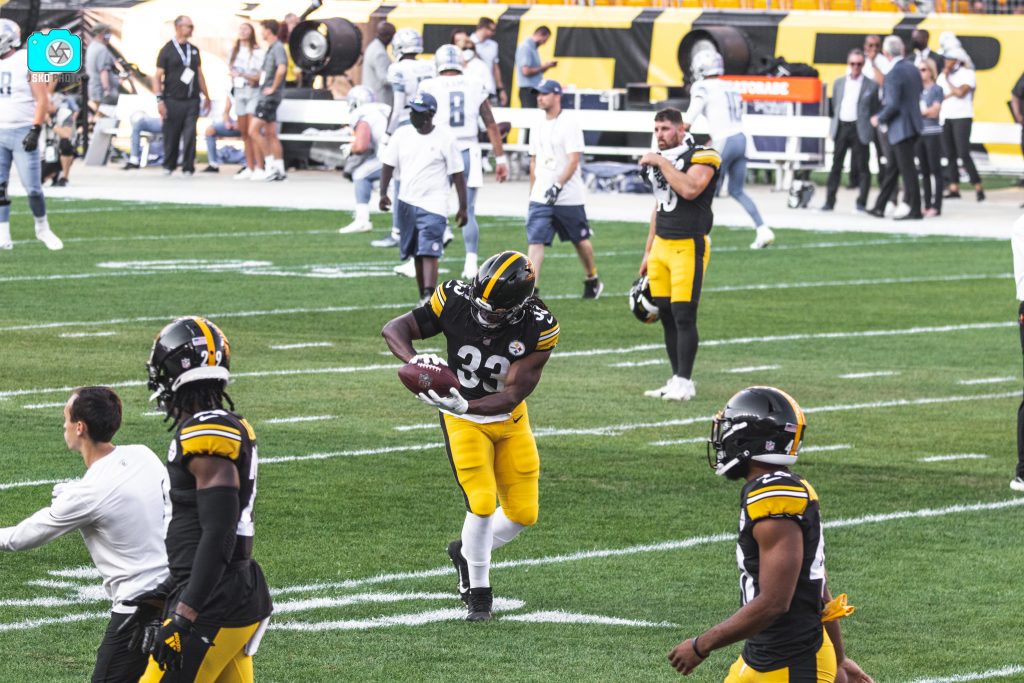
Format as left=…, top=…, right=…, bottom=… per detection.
left=822, top=49, right=880, bottom=212
left=869, top=35, right=923, bottom=220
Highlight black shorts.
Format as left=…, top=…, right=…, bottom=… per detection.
left=254, top=97, right=281, bottom=123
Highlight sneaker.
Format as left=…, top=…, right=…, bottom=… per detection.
left=1011, top=476, right=1024, bottom=492
left=249, top=168, right=268, bottom=181
left=182, top=170, right=194, bottom=177
left=122, top=161, right=140, bottom=170
left=52, top=177, right=68, bottom=187
left=442, top=225, right=454, bottom=248
left=662, top=376, right=696, bottom=401
left=466, top=587, right=493, bottom=622
left=582, top=276, right=603, bottom=299
left=943, top=190, right=961, bottom=199
left=371, top=234, right=400, bottom=248
left=36, top=229, right=64, bottom=251
left=202, top=165, right=219, bottom=173
left=853, top=203, right=867, bottom=214
left=233, top=168, right=253, bottom=181
left=644, top=378, right=674, bottom=398
left=394, top=259, right=417, bottom=278
left=0, top=238, right=12, bottom=250
left=447, top=540, right=470, bottom=604
left=976, top=189, right=986, bottom=202
left=162, top=168, right=173, bottom=177
left=751, top=225, right=775, bottom=249
left=264, top=168, right=286, bottom=182
left=338, top=219, right=372, bottom=234
left=818, top=204, right=834, bottom=212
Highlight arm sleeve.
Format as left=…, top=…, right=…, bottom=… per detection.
left=177, top=486, right=238, bottom=612
left=0, top=486, right=94, bottom=551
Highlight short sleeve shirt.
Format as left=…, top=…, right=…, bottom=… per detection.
left=379, top=125, right=464, bottom=216
left=157, top=40, right=201, bottom=100
left=938, top=67, right=976, bottom=120
left=259, top=41, right=288, bottom=99
left=515, top=38, right=541, bottom=89
left=85, top=41, right=119, bottom=101
left=529, top=111, right=586, bottom=206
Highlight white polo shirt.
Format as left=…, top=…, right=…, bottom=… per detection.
left=529, top=110, right=586, bottom=206
left=380, top=124, right=464, bottom=216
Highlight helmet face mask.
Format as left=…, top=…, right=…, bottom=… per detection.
left=706, top=386, right=806, bottom=478
left=470, top=296, right=526, bottom=330
left=0, top=18, right=21, bottom=54
left=629, top=276, right=659, bottom=324
left=146, top=317, right=231, bottom=410
left=470, top=251, right=535, bottom=330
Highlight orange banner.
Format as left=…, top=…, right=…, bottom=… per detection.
left=720, top=76, right=823, bottom=104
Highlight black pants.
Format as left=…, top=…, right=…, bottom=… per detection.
left=1018, top=302, right=1024, bottom=479
left=873, top=135, right=921, bottom=216
left=942, top=117, right=981, bottom=186
left=518, top=88, right=537, bottom=146
left=92, top=612, right=149, bottom=683
left=915, top=133, right=944, bottom=213
left=875, top=128, right=898, bottom=204
left=826, top=121, right=870, bottom=208
left=162, top=97, right=200, bottom=173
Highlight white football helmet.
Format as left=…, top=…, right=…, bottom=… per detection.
left=434, top=44, right=463, bottom=74
left=391, top=28, right=423, bottom=59
left=0, top=18, right=21, bottom=55
left=691, top=49, right=724, bottom=81
left=346, top=85, right=375, bottom=109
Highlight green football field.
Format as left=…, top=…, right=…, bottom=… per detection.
left=1, top=198, right=1022, bottom=682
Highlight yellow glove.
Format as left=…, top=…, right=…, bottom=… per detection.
left=821, top=593, right=855, bottom=623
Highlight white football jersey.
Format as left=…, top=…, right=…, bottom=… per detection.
left=387, top=58, right=436, bottom=125
left=418, top=74, right=488, bottom=149
left=351, top=102, right=389, bottom=180
left=0, top=49, right=36, bottom=129
left=683, top=77, right=744, bottom=147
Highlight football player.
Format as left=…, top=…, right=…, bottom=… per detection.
left=372, top=27, right=436, bottom=251
left=381, top=250, right=559, bottom=621
left=337, top=85, right=390, bottom=234
left=0, top=18, right=63, bottom=251
left=126, top=317, right=273, bottom=682
left=638, top=108, right=720, bottom=401
left=0, top=387, right=169, bottom=682
left=379, top=92, right=466, bottom=305
left=683, top=50, right=773, bottom=250
left=418, top=44, right=510, bottom=279
left=668, top=387, right=873, bottom=683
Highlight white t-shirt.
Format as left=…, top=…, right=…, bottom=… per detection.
left=863, top=53, right=891, bottom=81
left=231, top=45, right=263, bottom=93
left=418, top=73, right=488, bottom=148
left=937, top=67, right=976, bottom=121
left=380, top=124, right=464, bottom=216
left=472, top=33, right=500, bottom=95
left=1012, top=214, right=1024, bottom=301
left=351, top=102, right=389, bottom=179
left=387, top=58, right=436, bottom=125
left=0, top=49, right=37, bottom=129
left=529, top=111, right=586, bottom=206
left=684, top=77, right=744, bottom=146
left=0, top=445, right=170, bottom=612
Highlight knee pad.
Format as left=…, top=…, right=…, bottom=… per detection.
left=504, top=504, right=537, bottom=527
left=0, top=181, right=8, bottom=206
left=465, top=492, right=497, bottom=518
left=58, top=138, right=74, bottom=156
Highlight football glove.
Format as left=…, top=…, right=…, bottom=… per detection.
left=339, top=143, right=352, bottom=159
left=22, top=125, right=41, bottom=153
left=417, top=388, right=468, bottom=415
left=821, top=593, right=856, bottom=623
left=409, top=353, right=446, bottom=367
left=117, top=586, right=170, bottom=654
left=151, top=613, right=211, bottom=672
left=543, top=182, right=562, bottom=206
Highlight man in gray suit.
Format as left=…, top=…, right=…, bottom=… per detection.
left=822, top=48, right=879, bottom=212
left=868, top=35, right=924, bottom=220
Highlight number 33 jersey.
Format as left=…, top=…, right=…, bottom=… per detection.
left=414, top=279, right=559, bottom=414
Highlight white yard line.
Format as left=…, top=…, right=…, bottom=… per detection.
left=648, top=437, right=707, bottom=446
left=608, top=359, right=663, bottom=368
left=260, top=443, right=442, bottom=465
left=501, top=611, right=677, bottom=628
left=263, top=415, right=336, bottom=425
left=918, top=453, right=989, bottom=463
left=393, top=423, right=436, bottom=432
left=0, top=478, right=69, bottom=491
left=839, top=371, right=900, bottom=379
left=0, top=612, right=107, bottom=632
left=801, top=444, right=853, bottom=452
left=958, top=376, right=1017, bottom=385
left=904, top=665, right=1024, bottom=683
left=58, top=331, right=117, bottom=339
left=270, top=342, right=334, bottom=350
left=271, top=598, right=526, bottom=631
left=726, top=365, right=781, bottom=373
left=22, top=402, right=67, bottom=409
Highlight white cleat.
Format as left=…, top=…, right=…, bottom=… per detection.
left=338, top=220, right=372, bottom=234
left=1011, top=476, right=1024, bottom=492
left=644, top=377, right=675, bottom=398
left=393, top=259, right=417, bottom=278
left=750, top=225, right=775, bottom=250
left=0, top=240, right=12, bottom=250
left=661, top=376, right=696, bottom=401
left=36, top=230, right=64, bottom=251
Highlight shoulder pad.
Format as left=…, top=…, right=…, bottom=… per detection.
left=429, top=279, right=464, bottom=317
left=744, top=472, right=809, bottom=520
left=178, top=411, right=244, bottom=461
left=689, top=146, right=721, bottom=170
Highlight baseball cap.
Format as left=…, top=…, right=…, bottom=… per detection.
left=533, top=79, right=562, bottom=95
left=408, top=92, right=438, bottom=113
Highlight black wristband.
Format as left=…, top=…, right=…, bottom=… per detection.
left=30, top=124, right=41, bottom=132
left=691, top=636, right=707, bottom=659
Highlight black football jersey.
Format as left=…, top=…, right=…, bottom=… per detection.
left=737, top=470, right=826, bottom=670
left=414, top=279, right=559, bottom=404
left=648, top=144, right=721, bottom=239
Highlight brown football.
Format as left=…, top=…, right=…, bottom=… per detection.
left=398, top=361, right=461, bottom=396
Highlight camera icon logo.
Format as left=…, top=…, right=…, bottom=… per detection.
left=27, top=29, right=82, bottom=73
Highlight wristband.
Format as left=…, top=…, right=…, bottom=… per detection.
left=691, top=636, right=707, bottom=659
left=495, top=155, right=508, bottom=165
left=156, top=95, right=165, bottom=101
left=554, top=182, right=562, bottom=190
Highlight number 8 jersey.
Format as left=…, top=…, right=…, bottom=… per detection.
left=418, top=74, right=489, bottom=149
left=413, top=279, right=559, bottom=420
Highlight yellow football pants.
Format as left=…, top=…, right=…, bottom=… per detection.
left=724, top=629, right=837, bottom=682
left=138, top=621, right=259, bottom=683
left=647, top=234, right=710, bottom=303
left=440, top=402, right=539, bottom=525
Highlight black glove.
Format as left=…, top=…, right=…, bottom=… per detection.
left=543, top=182, right=562, bottom=206
left=23, top=125, right=41, bottom=152
left=117, top=587, right=169, bottom=654
left=152, top=612, right=211, bottom=671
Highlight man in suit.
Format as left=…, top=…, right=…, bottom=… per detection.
left=822, top=48, right=879, bottom=213
left=911, top=29, right=943, bottom=73
left=868, top=35, right=923, bottom=220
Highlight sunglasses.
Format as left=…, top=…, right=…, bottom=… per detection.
left=849, top=61, right=864, bottom=66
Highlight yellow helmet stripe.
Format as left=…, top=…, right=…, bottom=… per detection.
left=480, top=253, right=523, bottom=303
left=774, top=387, right=806, bottom=455
left=192, top=317, right=217, bottom=366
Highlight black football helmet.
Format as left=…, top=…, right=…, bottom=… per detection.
left=470, top=251, right=535, bottom=329
left=147, top=316, right=231, bottom=408
left=708, top=386, right=806, bottom=477
left=628, top=276, right=659, bottom=324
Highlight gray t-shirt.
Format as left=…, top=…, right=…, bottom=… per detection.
left=85, top=41, right=119, bottom=102
left=362, top=38, right=393, bottom=107
left=515, top=38, right=541, bottom=89
left=259, top=41, right=288, bottom=100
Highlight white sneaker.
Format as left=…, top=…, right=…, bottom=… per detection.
left=338, top=219, right=372, bottom=234
left=750, top=225, right=775, bottom=249
left=264, top=169, right=287, bottom=182
left=661, top=376, right=696, bottom=401
left=234, top=168, right=253, bottom=181
left=644, top=377, right=675, bottom=398
left=36, top=229, right=64, bottom=251
left=442, top=225, right=454, bottom=248
left=249, top=168, right=268, bottom=181
left=1011, top=476, right=1024, bottom=492
left=0, top=239, right=12, bottom=250
left=394, top=259, right=417, bottom=278
left=893, top=202, right=911, bottom=219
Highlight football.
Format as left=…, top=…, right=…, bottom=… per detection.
left=398, top=361, right=461, bottom=396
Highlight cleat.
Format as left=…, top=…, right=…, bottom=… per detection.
left=466, top=587, right=493, bottom=622
left=750, top=225, right=775, bottom=249
left=36, top=230, right=64, bottom=251
left=1011, top=477, right=1024, bottom=492
left=0, top=240, right=12, bottom=250
left=393, top=259, right=416, bottom=278
left=338, top=220, right=372, bottom=234
left=644, top=377, right=674, bottom=398
left=582, top=276, right=603, bottom=300
left=371, top=234, right=400, bottom=248
left=661, top=376, right=695, bottom=401
left=447, top=540, right=470, bottom=604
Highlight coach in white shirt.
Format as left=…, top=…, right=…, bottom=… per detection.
left=471, top=17, right=506, bottom=105
left=0, top=386, right=170, bottom=683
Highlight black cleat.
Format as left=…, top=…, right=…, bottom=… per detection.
left=466, top=587, right=493, bottom=622
left=447, top=540, right=470, bottom=604
left=582, top=276, right=604, bottom=300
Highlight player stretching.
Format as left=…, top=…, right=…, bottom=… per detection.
left=382, top=250, right=559, bottom=621
left=0, top=18, right=63, bottom=251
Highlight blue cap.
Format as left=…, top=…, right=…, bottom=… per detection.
left=533, top=79, right=562, bottom=95
left=408, top=92, right=438, bottom=113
